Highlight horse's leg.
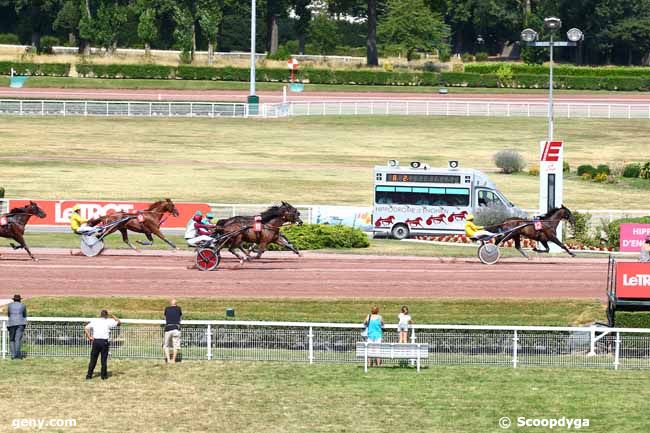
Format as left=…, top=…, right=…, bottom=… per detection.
left=149, top=227, right=177, bottom=249
left=549, top=235, right=576, bottom=257
left=277, top=233, right=301, bottom=256
left=227, top=236, right=247, bottom=265
left=255, top=240, right=269, bottom=259
left=513, top=235, right=529, bottom=259
left=12, top=232, right=37, bottom=261
left=136, top=232, right=154, bottom=246
left=533, top=240, right=551, bottom=253
left=119, top=227, right=139, bottom=251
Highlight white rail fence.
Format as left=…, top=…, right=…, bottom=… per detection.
left=2, top=317, right=650, bottom=369
left=3, top=99, right=650, bottom=120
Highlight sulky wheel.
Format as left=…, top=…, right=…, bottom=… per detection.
left=195, top=248, right=221, bottom=271
left=80, top=236, right=105, bottom=257
left=478, top=243, right=500, bottom=265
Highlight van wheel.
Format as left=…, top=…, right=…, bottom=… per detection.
left=391, top=224, right=410, bottom=240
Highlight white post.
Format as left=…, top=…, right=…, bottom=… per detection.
left=84, top=101, right=87, bottom=116
left=589, top=326, right=596, bottom=356
left=283, top=86, right=287, bottom=103
left=308, top=326, right=314, bottom=364
left=168, top=102, right=171, bottom=117
left=1, top=320, right=6, bottom=360
left=512, top=330, right=518, bottom=368
left=249, top=0, right=256, bottom=97
left=63, top=101, right=66, bottom=116
left=128, top=102, right=131, bottom=117
left=364, top=342, right=368, bottom=373
left=206, top=324, right=212, bottom=360
left=548, top=32, right=554, bottom=141
left=416, top=343, right=421, bottom=373
left=614, top=332, right=621, bottom=370
left=41, top=100, right=44, bottom=116
left=20, top=100, right=23, bottom=115
left=149, top=102, right=152, bottom=117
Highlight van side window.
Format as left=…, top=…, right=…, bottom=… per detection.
left=478, top=190, right=503, bottom=207
left=375, top=187, right=469, bottom=207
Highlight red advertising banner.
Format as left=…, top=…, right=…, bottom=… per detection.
left=7, top=199, right=212, bottom=229
left=616, top=262, right=650, bottom=299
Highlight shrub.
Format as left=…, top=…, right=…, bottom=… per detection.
left=179, top=50, right=192, bottom=65
left=580, top=173, right=592, bottom=181
left=0, top=61, right=69, bottom=76
left=267, top=45, right=291, bottom=61
left=461, top=53, right=474, bottom=63
left=614, top=312, right=650, bottom=328
left=39, top=36, right=59, bottom=54
left=493, top=149, right=525, bottom=174
left=563, top=161, right=570, bottom=173
left=528, top=165, right=540, bottom=176
left=475, top=52, right=488, bottom=62
left=0, top=33, right=20, bottom=44
left=593, top=172, right=608, bottom=183
left=568, top=211, right=595, bottom=245
left=271, top=224, right=369, bottom=250
left=623, top=162, right=641, bottom=178
left=605, top=216, right=650, bottom=249
left=474, top=204, right=525, bottom=228
left=606, top=175, right=617, bottom=184
left=495, top=64, right=514, bottom=87
left=0, top=187, right=4, bottom=198
left=437, top=46, right=451, bottom=63
left=596, top=164, right=610, bottom=175
left=641, top=162, right=650, bottom=180
left=577, top=164, right=597, bottom=177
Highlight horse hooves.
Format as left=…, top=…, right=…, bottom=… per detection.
left=32, top=258, right=39, bottom=262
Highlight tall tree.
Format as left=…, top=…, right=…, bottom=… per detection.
left=137, top=7, right=157, bottom=55
left=379, top=0, right=449, bottom=61
left=292, top=0, right=311, bottom=54
left=13, top=0, right=59, bottom=48
left=197, top=0, right=223, bottom=64
left=53, top=0, right=81, bottom=46
left=366, top=0, right=377, bottom=65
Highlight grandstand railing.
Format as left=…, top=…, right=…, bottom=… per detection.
left=3, top=99, right=650, bottom=120
left=2, top=317, right=650, bottom=369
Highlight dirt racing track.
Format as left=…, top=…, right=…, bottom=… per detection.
left=0, top=248, right=607, bottom=299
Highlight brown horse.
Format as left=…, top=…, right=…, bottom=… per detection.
left=215, top=202, right=302, bottom=263
left=88, top=199, right=179, bottom=250
left=496, top=205, right=576, bottom=258
left=0, top=201, right=47, bottom=260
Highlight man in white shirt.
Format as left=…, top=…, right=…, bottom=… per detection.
left=84, top=310, right=121, bottom=380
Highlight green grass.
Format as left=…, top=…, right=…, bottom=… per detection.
left=0, top=358, right=648, bottom=433
left=2, top=116, right=649, bottom=209
left=6, top=297, right=604, bottom=325
left=4, top=75, right=650, bottom=94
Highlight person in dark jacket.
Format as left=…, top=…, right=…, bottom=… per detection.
left=7, top=294, right=27, bottom=359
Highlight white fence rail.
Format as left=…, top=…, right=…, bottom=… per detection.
left=3, top=99, right=650, bottom=120
left=3, top=317, right=650, bottom=369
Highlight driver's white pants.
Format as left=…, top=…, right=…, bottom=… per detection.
left=74, top=224, right=94, bottom=234
left=186, top=235, right=213, bottom=247
left=471, top=230, right=495, bottom=240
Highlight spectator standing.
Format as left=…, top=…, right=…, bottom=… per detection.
left=163, top=299, right=182, bottom=364
left=84, top=310, right=121, bottom=380
left=364, top=306, right=384, bottom=367
left=641, top=237, right=650, bottom=263
left=397, top=306, right=413, bottom=343
left=7, top=294, right=27, bottom=359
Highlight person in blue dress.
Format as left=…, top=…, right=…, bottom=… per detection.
left=364, top=306, right=384, bottom=367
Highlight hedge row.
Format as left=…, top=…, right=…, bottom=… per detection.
left=465, top=63, right=650, bottom=78
left=76, top=63, right=175, bottom=79
left=271, top=224, right=370, bottom=250
left=614, top=311, right=650, bottom=328
left=0, top=61, right=69, bottom=77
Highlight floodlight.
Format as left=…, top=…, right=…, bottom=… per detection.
left=521, top=28, right=538, bottom=42
left=544, top=17, right=562, bottom=30
left=566, top=28, right=584, bottom=42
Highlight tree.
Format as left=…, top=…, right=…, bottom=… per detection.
left=378, top=0, right=449, bottom=61
left=173, top=3, right=194, bottom=62
left=308, top=13, right=340, bottom=54
left=197, top=0, right=223, bottom=64
left=53, top=0, right=81, bottom=46
left=94, top=2, right=128, bottom=53
left=12, top=0, right=59, bottom=48
left=292, top=0, right=311, bottom=54
left=366, top=0, right=377, bottom=65
left=137, top=8, right=157, bottom=55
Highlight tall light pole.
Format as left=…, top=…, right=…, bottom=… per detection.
left=248, top=0, right=259, bottom=111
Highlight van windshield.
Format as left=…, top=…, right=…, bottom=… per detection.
left=375, top=186, right=470, bottom=207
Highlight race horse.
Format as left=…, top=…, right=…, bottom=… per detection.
left=0, top=201, right=47, bottom=261
left=215, top=202, right=303, bottom=263
left=496, top=205, right=576, bottom=259
left=88, top=199, right=179, bottom=250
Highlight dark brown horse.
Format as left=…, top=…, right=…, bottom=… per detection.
left=496, top=205, right=576, bottom=258
left=88, top=199, right=179, bottom=250
left=216, top=202, right=303, bottom=263
left=0, top=201, right=47, bottom=260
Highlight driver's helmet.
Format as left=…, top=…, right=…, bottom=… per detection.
left=466, top=214, right=475, bottom=221
left=194, top=210, right=203, bottom=217
left=72, top=204, right=81, bottom=212
left=206, top=213, right=215, bottom=221
left=193, top=214, right=203, bottom=222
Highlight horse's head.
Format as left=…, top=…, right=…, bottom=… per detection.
left=164, top=198, right=179, bottom=217
left=280, top=201, right=303, bottom=226
left=27, top=201, right=46, bottom=219
left=559, top=205, right=576, bottom=226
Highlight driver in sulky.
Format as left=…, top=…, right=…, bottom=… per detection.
left=70, top=205, right=94, bottom=235
left=464, top=214, right=496, bottom=240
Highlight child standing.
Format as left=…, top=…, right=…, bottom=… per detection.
left=398, top=306, right=412, bottom=343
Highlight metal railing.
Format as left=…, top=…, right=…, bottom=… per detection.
left=281, top=100, right=650, bottom=120
left=0, top=100, right=250, bottom=118
left=3, top=99, right=650, bottom=120
left=2, top=317, right=650, bottom=369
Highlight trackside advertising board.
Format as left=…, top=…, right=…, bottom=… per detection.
left=616, top=262, right=650, bottom=299
left=620, top=224, right=650, bottom=252
left=7, top=199, right=211, bottom=229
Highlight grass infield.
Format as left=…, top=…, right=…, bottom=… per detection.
left=6, top=297, right=605, bottom=326
left=0, top=358, right=648, bottom=433
left=1, top=116, right=649, bottom=208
